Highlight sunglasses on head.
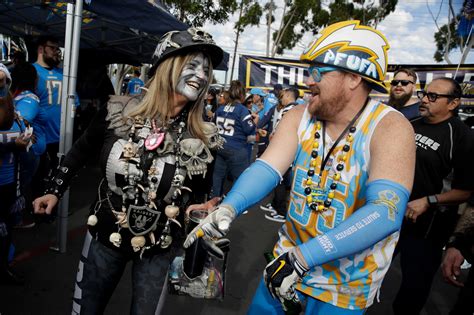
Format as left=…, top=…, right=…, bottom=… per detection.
left=390, top=80, right=414, bottom=87
left=308, top=66, right=338, bottom=82
left=416, top=91, right=456, bottom=102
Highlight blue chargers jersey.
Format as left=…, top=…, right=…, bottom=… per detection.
left=262, top=93, right=278, bottom=120
left=14, top=91, right=46, bottom=156
left=127, top=78, right=145, bottom=95
left=33, top=63, right=79, bottom=144
left=0, top=119, right=25, bottom=185
left=215, top=103, right=256, bottom=150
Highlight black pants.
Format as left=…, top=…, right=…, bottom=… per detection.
left=450, top=266, right=474, bottom=315
left=72, top=232, right=175, bottom=315
left=392, top=233, right=444, bottom=315
left=32, top=142, right=59, bottom=199
left=0, top=183, right=16, bottom=271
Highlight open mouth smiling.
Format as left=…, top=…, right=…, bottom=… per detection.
left=186, top=80, right=201, bottom=90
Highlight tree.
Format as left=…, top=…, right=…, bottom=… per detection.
left=433, top=0, right=473, bottom=64
left=161, top=0, right=240, bottom=27
left=229, top=0, right=264, bottom=81
left=268, top=0, right=398, bottom=57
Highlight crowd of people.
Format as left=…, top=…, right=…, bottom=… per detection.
left=0, top=20, right=473, bottom=315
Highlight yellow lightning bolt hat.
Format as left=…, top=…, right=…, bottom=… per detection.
left=300, top=20, right=390, bottom=93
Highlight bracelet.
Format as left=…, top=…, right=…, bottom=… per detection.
left=446, top=233, right=466, bottom=250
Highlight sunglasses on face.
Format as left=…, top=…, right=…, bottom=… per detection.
left=390, top=80, right=414, bottom=87
left=308, top=66, right=338, bottom=82
left=416, top=90, right=455, bottom=102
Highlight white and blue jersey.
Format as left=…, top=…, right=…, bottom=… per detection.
left=127, top=78, right=144, bottom=95
left=14, top=91, right=46, bottom=156
left=215, top=103, right=256, bottom=150
left=0, top=119, right=25, bottom=185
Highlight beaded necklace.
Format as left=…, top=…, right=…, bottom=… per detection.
left=304, top=98, right=369, bottom=213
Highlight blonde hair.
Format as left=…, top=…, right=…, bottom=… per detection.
left=130, top=52, right=213, bottom=142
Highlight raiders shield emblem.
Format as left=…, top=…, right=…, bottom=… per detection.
left=127, top=204, right=161, bottom=236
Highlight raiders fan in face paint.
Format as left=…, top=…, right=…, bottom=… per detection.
left=33, top=28, right=224, bottom=314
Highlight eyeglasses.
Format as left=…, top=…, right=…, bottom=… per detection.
left=416, top=91, right=455, bottom=102
left=307, top=66, right=338, bottom=82
left=390, top=80, right=414, bottom=87
left=45, top=45, right=61, bottom=52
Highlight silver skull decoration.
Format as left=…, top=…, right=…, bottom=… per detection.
left=179, top=138, right=213, bottom=178
left=202, top=122, right=225, bottom=150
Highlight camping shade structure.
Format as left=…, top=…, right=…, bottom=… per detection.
left=0, top=0, right=189, bottom=252
left=0, top=0, right=229, bottom=68
left=0, top=0, right=188, bottom=65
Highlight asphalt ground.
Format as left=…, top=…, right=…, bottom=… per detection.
left=0, top=164, right=467, bottom=314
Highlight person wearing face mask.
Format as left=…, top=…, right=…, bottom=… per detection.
left=0, top=90, right=31, bottom=285
left=32, top=28, right=224, bottom=314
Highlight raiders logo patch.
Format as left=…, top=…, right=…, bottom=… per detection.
left=126, top=204, right=161, bottom=236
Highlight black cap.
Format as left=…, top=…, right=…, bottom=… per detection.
left=149, top=28, right=224, bottom=77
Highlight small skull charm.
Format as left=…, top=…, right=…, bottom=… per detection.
left=134, top=116, right=144, bottom=128
left=87, top=214, right=98, bottom=226
left=122, top=141, right=138, bottom=159
left=131, top=236, right=146, bottom=252
left=109, top=232, right=122, bottom=247
left=165, top=205, right=180, bottom=219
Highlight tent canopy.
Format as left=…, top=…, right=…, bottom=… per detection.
left=0, top=0, right=229, bottom=70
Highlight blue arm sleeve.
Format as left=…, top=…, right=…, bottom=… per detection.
left=299, top=179, right=409, bottom=268
left=222, top=159, right=282, bottom=216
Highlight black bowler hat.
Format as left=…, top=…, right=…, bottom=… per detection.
left=149, top=28, right=224, bottom=77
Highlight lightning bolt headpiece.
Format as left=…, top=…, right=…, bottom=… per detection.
left=301, top=20, right=390, bottom=93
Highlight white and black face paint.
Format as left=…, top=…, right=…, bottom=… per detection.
left=176, top=53, right=210, bottom=101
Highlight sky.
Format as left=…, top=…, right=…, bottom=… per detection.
left=203, top=0, right=472, bottom=84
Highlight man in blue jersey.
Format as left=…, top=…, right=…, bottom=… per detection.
left=126, top=70, right=145, bottom=96
left=33, top=36, right=65, bottom=196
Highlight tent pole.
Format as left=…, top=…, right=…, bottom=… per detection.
left=55, top=0, right=83, bottom=253
left=53, top=2, right=75, bottom=253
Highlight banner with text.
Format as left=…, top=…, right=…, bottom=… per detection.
left=238, top=54, right=474, bottom=105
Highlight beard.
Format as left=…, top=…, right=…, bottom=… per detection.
left=308, top=85, right=346, bottom=119
left=44, top=54, right=60, bottom=68
left=388, top=92, right=412, bottom=110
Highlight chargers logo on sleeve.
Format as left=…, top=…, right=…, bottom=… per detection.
left=375, top=190, right=400, bottom=221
